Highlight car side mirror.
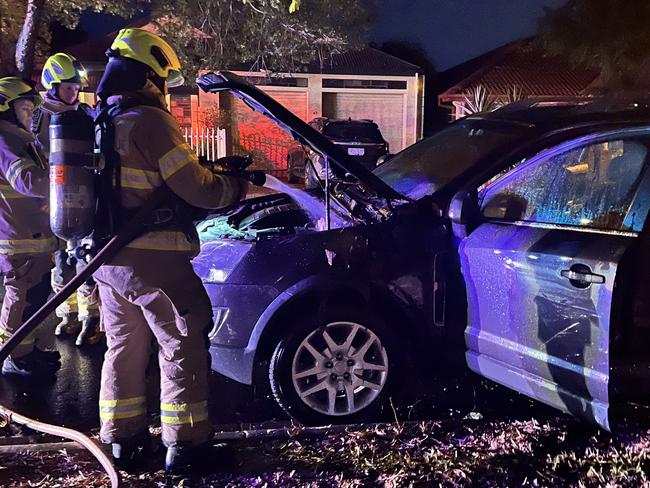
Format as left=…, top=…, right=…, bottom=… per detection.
left=376, top=154, right=394, bottom=166
left=449, top=188, right=479, bottom=225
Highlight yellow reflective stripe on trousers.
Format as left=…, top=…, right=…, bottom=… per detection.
left=99, top=396, right=146, bottom=421
left=99, top=396, right=146, bottom=408
left=0, top=327, right=34, bottom=346
left=0, top=184, right=28, bottom=199
left=78, top=294, right=96, bottom=306
left=159, top=144, right=195, bottom=180
left=120, top=167, right=163, bottom=190
left=5, top=158, right=37, bottom=187
left=0, top=237, right=57, bottom=255
left=125, top=231, right=196, bottom=252
left=160, top=400, right=209, bottom=425
left=78, top=294, right=98, bottom=311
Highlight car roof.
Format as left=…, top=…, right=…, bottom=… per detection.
left=326, top=119, right=378, bottom=126
left=473, top=99, right=650, bottom=132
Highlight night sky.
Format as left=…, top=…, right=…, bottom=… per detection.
left=79, top=0, right=568, bottom=73
left=368, top=0, right=567, bottom=71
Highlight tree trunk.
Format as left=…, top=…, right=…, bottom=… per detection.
left=14, top=0, right=45, bottom=78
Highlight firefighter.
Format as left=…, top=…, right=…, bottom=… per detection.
left=94, top=28, right=247, bottom=472
left=34, top=53, right=102, bottom=347
left=0, top=77, right=60, bottom=377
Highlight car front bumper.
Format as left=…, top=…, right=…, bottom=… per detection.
left=204, top=282, right=279, bottom=384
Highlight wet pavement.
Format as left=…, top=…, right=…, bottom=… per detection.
left=0, top=322, right=560, bottom=435
left=0, top=313, right=277, bottom=434
left=0, top=301, right=560, bottom=435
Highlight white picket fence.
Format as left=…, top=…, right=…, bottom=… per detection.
left=183, top=127, right=227, bottom=161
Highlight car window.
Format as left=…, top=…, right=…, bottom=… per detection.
left=374, top=120, right=526, bottom=200
left=481, top=137, right=649, bottom=232
left=323, top=122, right=383, bottom=142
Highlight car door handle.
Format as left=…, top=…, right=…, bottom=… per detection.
left=560, top=269, right=605, bottom=284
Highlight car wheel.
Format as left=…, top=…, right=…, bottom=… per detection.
left=268, top=307, right=399, bottom=425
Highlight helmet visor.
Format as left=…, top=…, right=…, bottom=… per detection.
left=73, top=60, right=89, bottom=87
left=167, top=69, right=184, bottom=88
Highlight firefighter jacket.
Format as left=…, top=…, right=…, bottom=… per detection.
left=31, top=92, right=86, bottom=154
left=104, top=82, right=245, bottom=256
left=0, top=120, right=56, bottom=256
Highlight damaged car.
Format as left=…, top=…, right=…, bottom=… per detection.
left=194, top=72, right=650, bottom=429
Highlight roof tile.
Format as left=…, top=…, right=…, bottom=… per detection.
left=440, top=42, right=599, bottom=100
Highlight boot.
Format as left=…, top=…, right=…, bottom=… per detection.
left=75, top=317, right=102, bottom=346
left=165, top=442, right=232, bottom=474
left=110, top=432, right=154, bottom=471
left=2, top=350, right=60, bottom=378
left=54, top=315, right=81, bottom=336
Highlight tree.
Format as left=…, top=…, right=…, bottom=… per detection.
left=154, top=0, right=376, bottom=79
left=538, top=0, right=650, bottom=90
left=0, top=0, right=28, bottom=74
left=6, top=0, right=363, bottom=82
left=14, top=0, right=45, bottom=76
left=8, top=0, right=145, bottom=77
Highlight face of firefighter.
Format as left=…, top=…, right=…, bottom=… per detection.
left=58, top=82, right=81, bottom=104
left=13, top=99, right=35, bottom=130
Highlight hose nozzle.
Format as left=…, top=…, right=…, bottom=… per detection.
left=200, top=155, right=266, bottom=186
left=246, top=170, right=266, bottom=186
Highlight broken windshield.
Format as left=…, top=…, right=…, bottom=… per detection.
left=373, top=120, right=527, bottom=200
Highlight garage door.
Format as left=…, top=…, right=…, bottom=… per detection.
left=266, top=90, right=308, bottom=120
left=322, top=92, right=405, bottom=152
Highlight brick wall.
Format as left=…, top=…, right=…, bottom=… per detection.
left=169, top=94, right=193, bottom=129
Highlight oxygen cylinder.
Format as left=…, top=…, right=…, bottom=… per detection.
left=49, top=110, right=96, bottom=240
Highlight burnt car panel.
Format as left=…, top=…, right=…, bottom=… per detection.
left=194, top=72, right=650, bottom=425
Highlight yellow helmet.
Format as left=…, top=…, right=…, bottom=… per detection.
left=0, top=77, right=42, bottom=113
left=109, top=28, right=184, bottom=88
left=41, top=53, right=89, bottom=90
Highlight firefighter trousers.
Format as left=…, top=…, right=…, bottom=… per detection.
left=0, top=254, right=52, bottom=358
left=94, top=252, right=213, bottom=447
left=52, top=249, right=99, bottom=321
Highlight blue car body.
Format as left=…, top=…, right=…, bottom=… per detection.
left=193, top=73, right=650, bottom=427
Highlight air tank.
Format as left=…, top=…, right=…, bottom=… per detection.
left=49, top=110, right=96, bottom=240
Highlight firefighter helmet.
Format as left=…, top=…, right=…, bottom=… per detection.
left=109, top=28, right=184, bottom=88
left=41, top=53, right=89, bottom=90
left=0, top=77, right=42, bottom=113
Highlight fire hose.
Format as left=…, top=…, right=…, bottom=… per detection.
left=0, top=164, right=264, bottom=487
left=0, top=185, right=173, bottom=488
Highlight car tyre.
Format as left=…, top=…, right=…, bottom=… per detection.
left=268, top=306, right=402, bottom=425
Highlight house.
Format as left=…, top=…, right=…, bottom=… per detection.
left=202, top=47, right=425, bottom=153
left=57, top=20, right=424, bottom=177
left=438, top=41, right=600, bottom=121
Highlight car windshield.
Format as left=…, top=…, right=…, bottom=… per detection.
left=324, top=122, right=383, bottom=142
left=373, top=120, right=527, bottom=200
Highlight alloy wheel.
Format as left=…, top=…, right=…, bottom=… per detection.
left=291, top=321, right=389, bottom=416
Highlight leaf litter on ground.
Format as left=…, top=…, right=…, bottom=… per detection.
left=1, top=416, right=650, bottom=487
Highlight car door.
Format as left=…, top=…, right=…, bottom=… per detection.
left=459, top=128, right=650, bottom=430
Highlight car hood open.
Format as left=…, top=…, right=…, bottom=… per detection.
left=196, top=71, right=405, bottom=202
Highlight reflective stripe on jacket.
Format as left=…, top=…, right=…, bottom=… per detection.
left=106, top=83, right=245, bottom=255
left=0, top=120, right=55, bottom=255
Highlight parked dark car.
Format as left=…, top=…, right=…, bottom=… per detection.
left=286, top=117, right=389, bottom=185
left=195, top=72, right=650, bottom=429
